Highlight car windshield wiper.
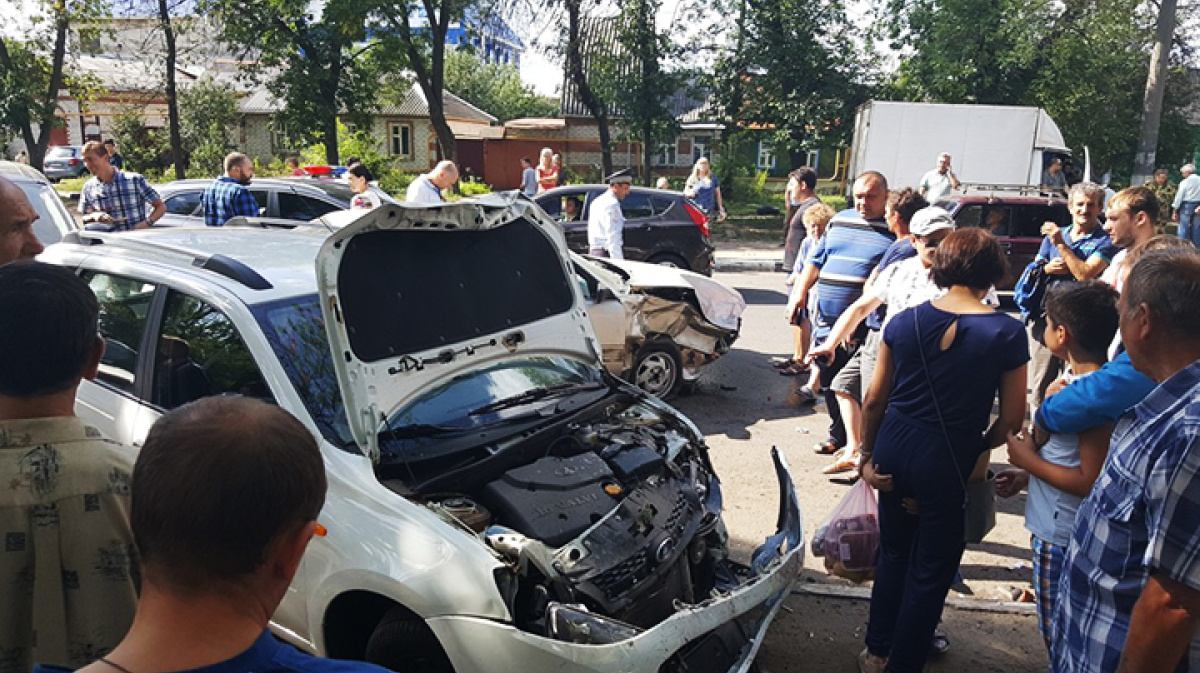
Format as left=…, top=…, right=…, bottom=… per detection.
left=380, top=422, right=471, bottom=440
left=468, top=381, right=606, bottom=416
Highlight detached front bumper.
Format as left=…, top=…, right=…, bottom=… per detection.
left=428, top=447, right=804, bottom=673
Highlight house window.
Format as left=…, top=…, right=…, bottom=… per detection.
left=692, top=136, right=712, bottom=163
left=757, top=141, right=777, bottom=170
left=654, top=142, right=676, bottom=167
left=389, top=123, right=412, bottom=158
left=805, top=150, right=819, bottom=170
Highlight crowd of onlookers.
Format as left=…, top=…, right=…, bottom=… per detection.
left=777, top=163, right=1200, bottom=673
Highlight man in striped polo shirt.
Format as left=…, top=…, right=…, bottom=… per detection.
left=791, top=171, right=895, bottom=467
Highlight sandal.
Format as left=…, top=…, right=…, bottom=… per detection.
left=813, top=441, right=840, bottom=455
left=772, top=358, right=797, bottom=369
left=778, top=362, right=809, bottom=376
left=822, top=456, right=858, bottom=475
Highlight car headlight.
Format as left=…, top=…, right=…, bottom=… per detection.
left=546, top=603, right=642, bottom=644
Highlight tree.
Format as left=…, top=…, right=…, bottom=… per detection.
left=443, top=50, right=556, bottom=122
left=562, top=2, right=614, bottom=175
left=0, top=0, right=106, bottom=168
left=178, top=79, right=239, bottom=175
left=1131, top=0, right=1178, bottom=184
left=158, top=0, right=185, bottom=178
left=204, top=0, right=381, bottom=164
left=712, top=0, right=870, bottom=167
left=371, top=0, right=476, bottom=162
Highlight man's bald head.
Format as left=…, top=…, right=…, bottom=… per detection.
left=431, top=161, right=459, bottom=190
left=0, top=177, right=45, bottom=265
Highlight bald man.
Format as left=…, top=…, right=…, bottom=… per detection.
left=0, top=177, right=46, bottom=264
left=406, top=161, right=458, bottom=205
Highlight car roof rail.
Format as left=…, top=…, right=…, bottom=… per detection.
left=61, top=230, right=274, bottom=290
left=960, top=183, right=1064, bottom=199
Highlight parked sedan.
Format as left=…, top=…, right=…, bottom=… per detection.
left=41, top=145, right=89, bottom=181
left=154, top=177, right=397, bottom=226
left=535, top=185, right=716, bottom=276
left=572, top=253, right=743, bottom=398
left=935, top=191, right=1070, bottom=290
left=0, top=160, right=78, bottom=244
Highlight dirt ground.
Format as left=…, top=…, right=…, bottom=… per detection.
left=669, top=269, right=1048, bottom=670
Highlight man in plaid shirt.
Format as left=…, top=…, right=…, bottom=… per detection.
left=78, top=141, right=165, bottom=231
left=201, top=152, right=260, bottom=227
left=1053, top=247, right=1200, bottom=673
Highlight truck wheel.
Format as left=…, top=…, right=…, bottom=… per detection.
left=364, top=608, right=455, bottom=673
left=632, top=339, right=683, bottom=399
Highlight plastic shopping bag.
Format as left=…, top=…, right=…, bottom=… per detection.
left=820, top=479, right=880, bottom=583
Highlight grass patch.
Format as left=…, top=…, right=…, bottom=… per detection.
left=54, top=176, right=89, bottom=194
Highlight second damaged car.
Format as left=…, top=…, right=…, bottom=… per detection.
left=572, top=254, right=744, bottom=399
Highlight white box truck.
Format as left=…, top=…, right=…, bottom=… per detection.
left=847, top=101, right=1077, bottom=192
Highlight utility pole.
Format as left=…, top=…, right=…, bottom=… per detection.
left=1131, top=0, right=1177, bottom=185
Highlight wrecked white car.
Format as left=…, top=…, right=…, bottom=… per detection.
left=572, top=254, right=745, bottom=399
left=47, top=195, right=803, bottom=673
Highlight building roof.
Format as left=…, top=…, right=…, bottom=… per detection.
left=239, top=85, right=497, bottom=125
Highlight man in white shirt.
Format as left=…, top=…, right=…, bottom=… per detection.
left=918, top=153, right=961, bottom=204
left=406, top=161, right=458, bottom=204
left=588, top=169, right=632, bottom=259
left=1173, top=163, right=1200, bottom=246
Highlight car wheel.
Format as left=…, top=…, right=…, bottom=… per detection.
left=364, top=608, right=455, bottom=673
left=646, top=252, right=690, bottom=270
left=632, top=339, right=683, bottom=399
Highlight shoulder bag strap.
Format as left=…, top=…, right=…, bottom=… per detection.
left=913, top=307, right=970, bottom=501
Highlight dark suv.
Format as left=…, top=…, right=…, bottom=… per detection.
left=935, top=192, right=1070, bottom=290
left=535, top=185, right=715, bottom=275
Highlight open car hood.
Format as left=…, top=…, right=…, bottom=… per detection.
left=584, top=256, right=745, bottom=331
left=316, top=196, right=599, bottom=461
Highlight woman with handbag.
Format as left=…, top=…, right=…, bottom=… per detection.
left=856, top=228, right=1028, bottom=673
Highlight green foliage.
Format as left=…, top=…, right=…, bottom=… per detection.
left=443, top=50, right=557, bottom=122
left=876, top=0, right=1198, bottom=176
left=298, top=119, right=392, bottom=173
left=377, top=170, right=415, bottom=197
left=111, top=109, right=171, bottom=173
left=178, top=79, right=240, bottom=176
left=458, top=178, right=492, bottom=196
left=711, top=0, right=871, bottom=164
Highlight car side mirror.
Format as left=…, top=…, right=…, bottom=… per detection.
left=595, top=288, right=615, bottom=303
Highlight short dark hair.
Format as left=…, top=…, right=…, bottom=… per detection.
left=856, top=170, right=888, bottom=191
left=0, top=262, right=98, bottom=397
left=132, top=397, right=327, bottom=594
left=1123, top=247, right=1200, bottom=341
left=103, top=139, right=116, bottom=147
left=521, top=157, right=532, bottom=165
left=347, top=162, right=375, bottom=183
left=1125, top=234, right=1194, bottom=269
left=224, top=152, right=250, bottom=173
left=930, top=228, right=1007, bottom=290
left=1111, top=186, right=1159, bottom=223
left=792, top=166, right=816, bottom=191
left=1044, top=280, right=1119, bottom=361
left=888, top=188, right=928, bottom=226
left=82, top=140, right=108, bottom=160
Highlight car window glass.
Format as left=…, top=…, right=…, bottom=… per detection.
left=543, top=192, right=589, bottom=222
left=981, top=206, right=1012, bottom=237
left=620, top=192, right=654, bottom=219
left=1015, top=205, right=1064, bottom=237
left=279, top=192, right=340, bottom=221
left=956, top=205, right=983, bottom=229
left=85, top=272, right=157, bottom=393
left=250, top=190, right=269, bottom=212
left=164, top=191, right=202, bottom=216
left=651, top=196, right=675, bottom=217
left=18, top=183, right=69, bottom=244
left=152, top=291, right=271, bottom=410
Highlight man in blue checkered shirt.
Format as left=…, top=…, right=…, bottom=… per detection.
left=1053, top=247, right=1200, bottom=673
left=201, top=152, right=260, bottom=227
left=78, top=141, right=165, bottom=231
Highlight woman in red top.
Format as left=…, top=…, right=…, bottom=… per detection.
left=536, top=148, right=558, bottom=193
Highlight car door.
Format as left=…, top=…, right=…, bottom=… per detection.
left=617, top=190, right=657, bottom=261
left=571, top=259, right=631, bottom=374
left=75, top=271, right=163, bottom=446
left=537, top=190, right=593, bottom=253
left=1008, top=203, right=1066, bottom=288
left=158, top=189, right=204, bottom=227
left=279, top=189, right=342, bottom=221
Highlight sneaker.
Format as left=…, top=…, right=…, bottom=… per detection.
left=795, top=385, right=817, bottom=404
left=858, top=648, right=887, bottom=673
left=930, top=629, right=950, bottom=656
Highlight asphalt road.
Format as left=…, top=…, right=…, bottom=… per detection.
left=669, top=269, right=1047, bottom=672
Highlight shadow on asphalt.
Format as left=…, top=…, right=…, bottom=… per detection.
left=731, top=287, right=789, bottom=305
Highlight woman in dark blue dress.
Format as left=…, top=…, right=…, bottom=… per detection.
left=857, top=227, right=1029, bottom=673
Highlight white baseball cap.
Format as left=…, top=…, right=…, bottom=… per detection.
left=909, top=207, right=957, bottom=236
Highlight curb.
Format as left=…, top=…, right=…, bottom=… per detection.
left=714, top=259, right=782, bottom=273
left=792, top=581, right=1037, bottom=616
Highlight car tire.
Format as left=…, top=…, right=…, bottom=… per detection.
left=632, top=338, right=683, bottom=399
left=646, top=252, right=690, bottom=270
left=364, top=608, right=455, bottom=673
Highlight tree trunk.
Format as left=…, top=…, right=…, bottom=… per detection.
left=565, top=0, right=613, bottom=176
left=22, top=6, right=71, bottom=170
left=322, top=53, right=342, bottom=164
left=642, top=121, right=653, bottom=186
left=159, top=0, right=185, bottom=179
left=426, top=9, right=457, bottom=162
left=1131, top=0, right=1177, bottom=185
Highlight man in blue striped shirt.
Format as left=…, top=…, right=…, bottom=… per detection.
left=201, top=152, right=260, bottom=227
left=792, top=172, right=895, bottom=465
